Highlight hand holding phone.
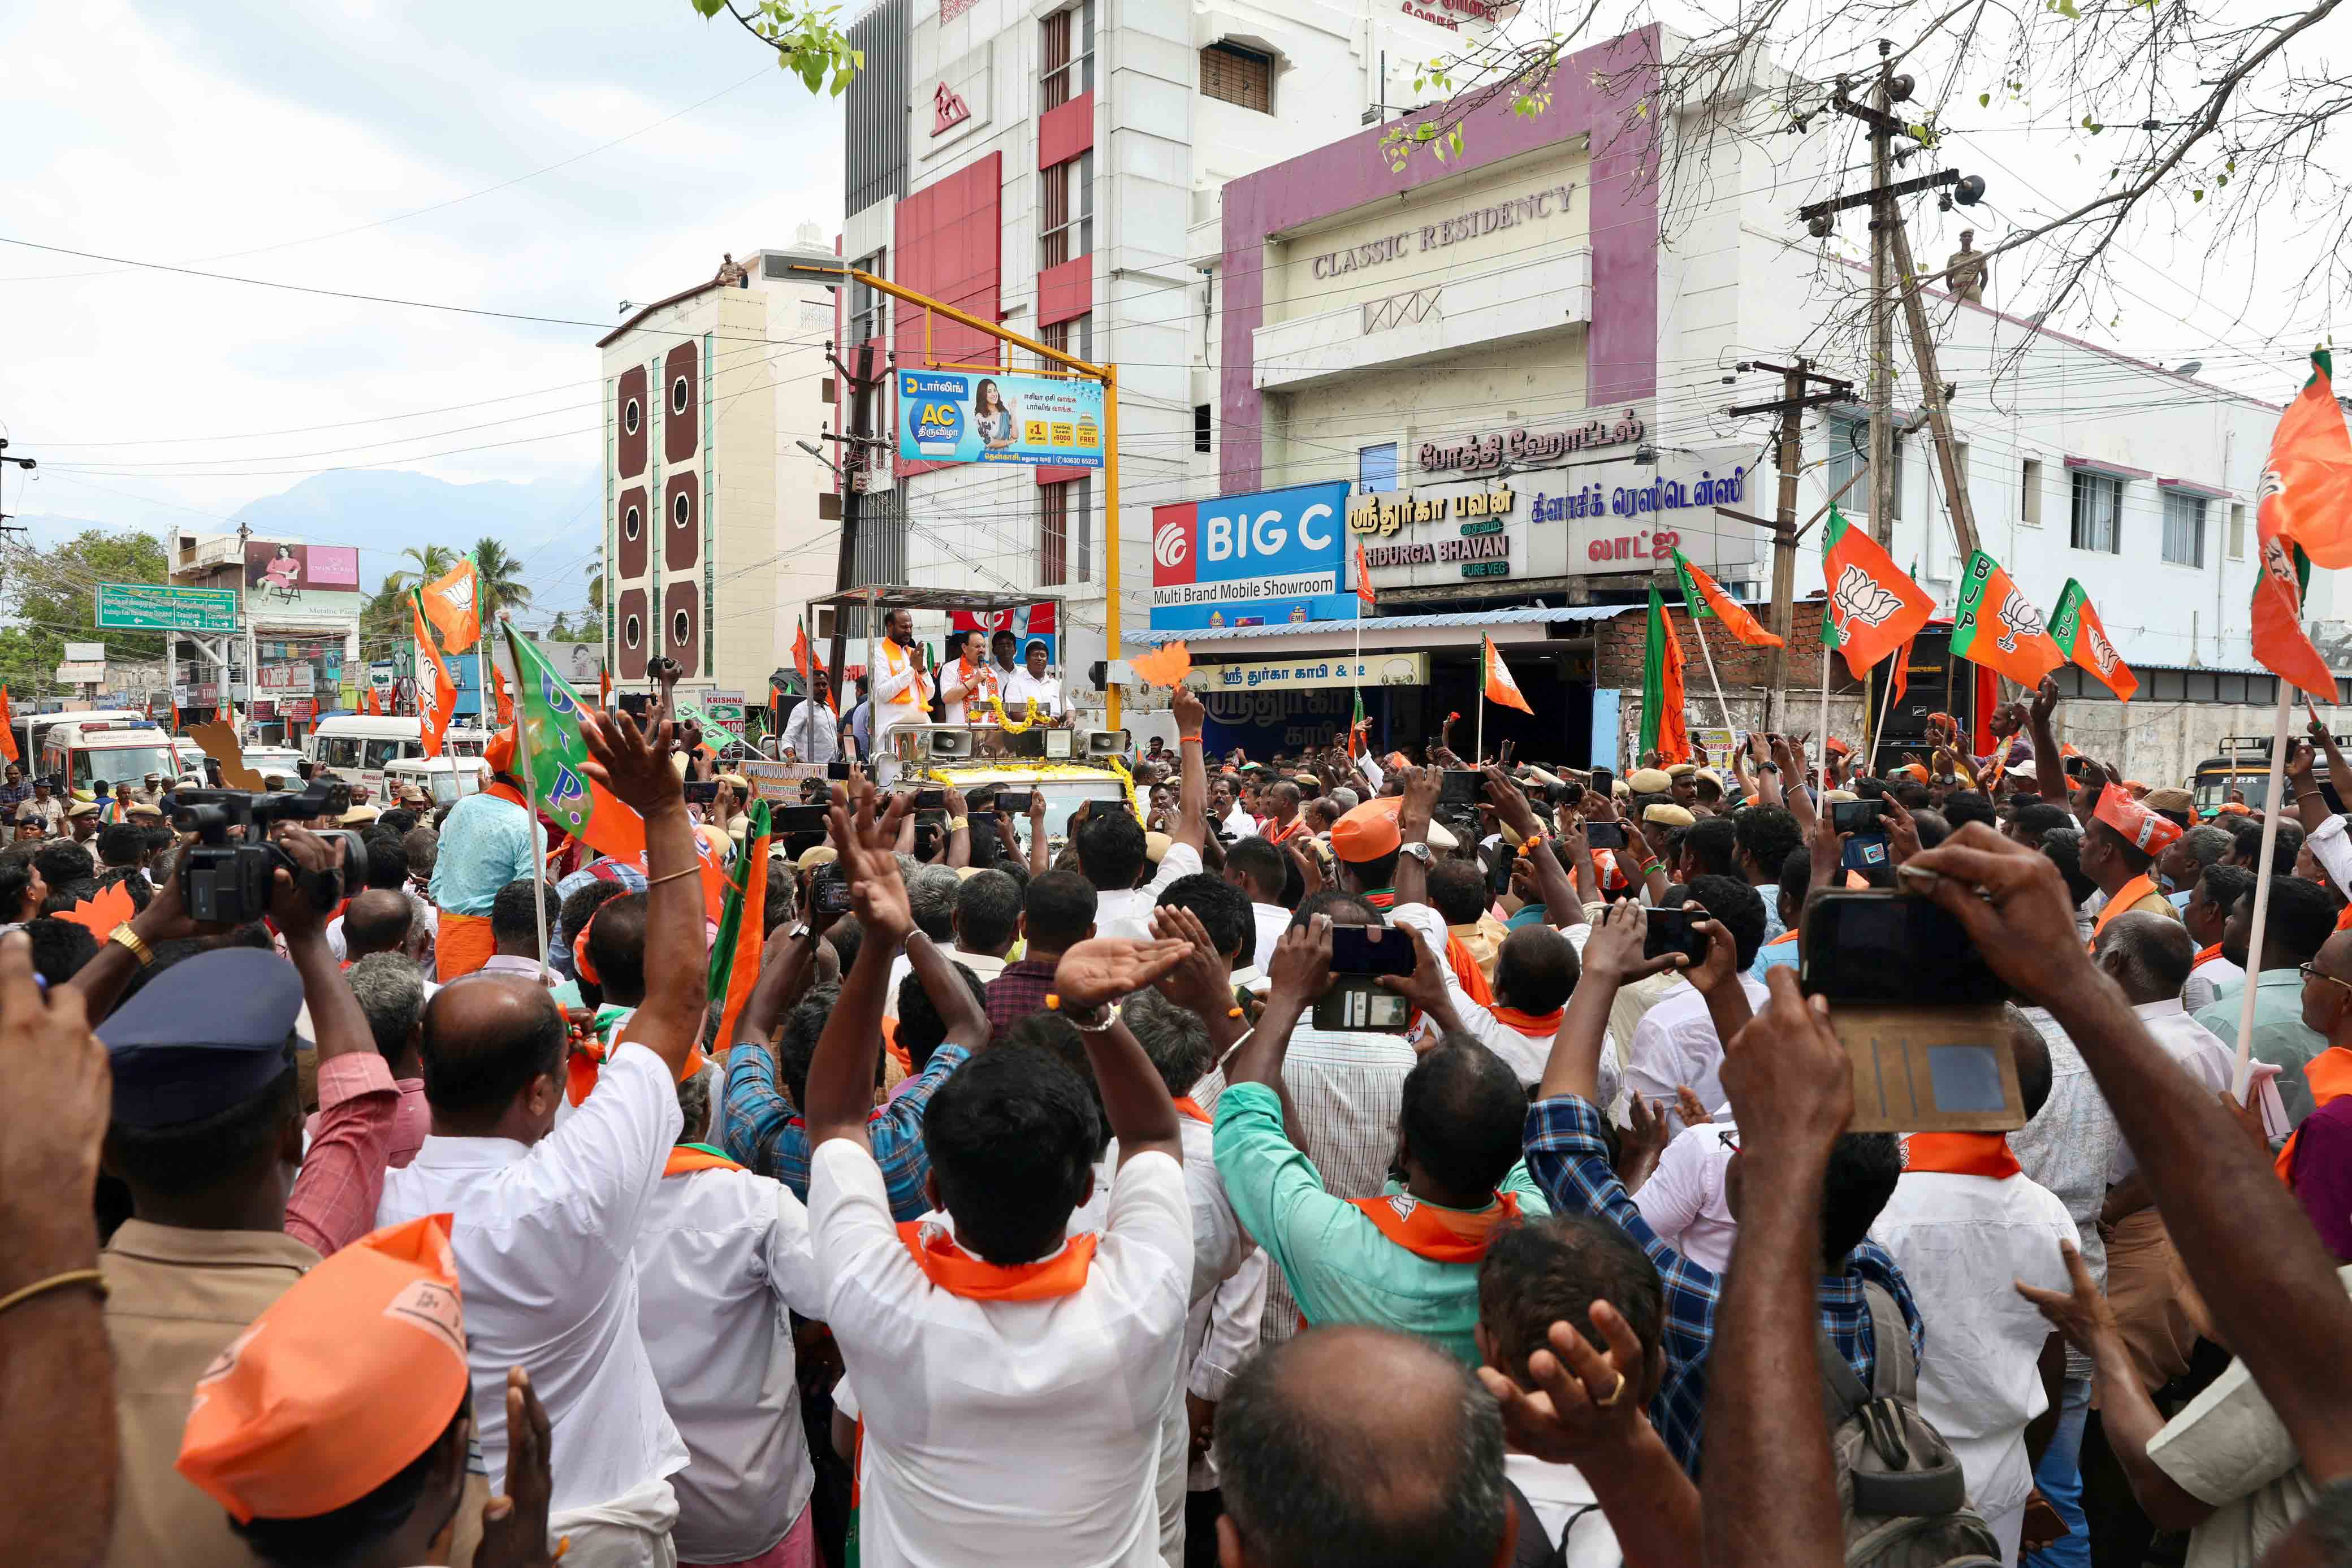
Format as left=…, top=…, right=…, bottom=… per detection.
left=1642, top=907, right=1710, bottom=967
left=1329, top=924, right=1416, bottom=976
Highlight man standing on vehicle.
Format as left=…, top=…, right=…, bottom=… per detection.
left=871, top=608, right=933, bottom=783
left=427, top=726, right=542, bottom=981
left=938, top=629, right=996, bottom=726
left=780, top=667, right=838, bottom=766
left=1004, top=639, right=1065, bottom=725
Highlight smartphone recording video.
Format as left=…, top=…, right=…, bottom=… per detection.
left=1643, top=908, right=1711, bottom=967
left=1330, top=925, right=1416, bottom=976
left=1801, top=891, right=2003, bottom=1006
left=1438, top=769, right=1483, bottom=807
left=1589, top=767, right=1615, bottom=799
left=1830, top=798, right=1886, bottom=835
left=995, top=789, right=1034, bottom=813
left=1585, top=820, right=1629, bottom=851
left=1312, top=977, right=1413, bottom=1033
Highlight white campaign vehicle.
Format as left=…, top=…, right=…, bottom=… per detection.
left=306, top=714, right=430, bottom=802
left=39, top=719, right=182, bottom=800
left=241, top=746, right=305, bottom=789
left=383, top=755, right=490, bottom=809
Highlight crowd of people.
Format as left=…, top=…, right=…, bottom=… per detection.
left=6, top=668, right=2352, bottom=1568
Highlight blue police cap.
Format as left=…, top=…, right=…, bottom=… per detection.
left=100, top=949, right=303, bottom=1129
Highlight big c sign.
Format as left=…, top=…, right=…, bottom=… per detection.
left=1149, top=481, right=1359, bottom=630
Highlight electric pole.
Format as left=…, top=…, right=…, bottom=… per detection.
left=1866, top=48, right=1897, bottom=549
left=1727, top=359, right=1854, bottom=729
left=824, top=342, right=883, bottom=693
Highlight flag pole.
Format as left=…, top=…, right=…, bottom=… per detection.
left=1687, top=614, right=1739, bottom=742
left=499, top=616, right=552, bottom=985
left=2229, top=682, right=2297, bottom=1097
left=1475, top=642, right=1488, bottom=766
left=1870, top=656, right=1904, bottom=772
left=1818, top=642, right=1832, bottom=800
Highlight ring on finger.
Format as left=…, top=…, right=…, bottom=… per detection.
left=1593, top=1369, right=1627, bottom=1409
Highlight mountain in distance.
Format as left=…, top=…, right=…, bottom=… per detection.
left=230, top=470, right=603, bottom=588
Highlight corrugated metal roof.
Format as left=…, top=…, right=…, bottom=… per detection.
left=1136, top=604, right=1629, bottom=645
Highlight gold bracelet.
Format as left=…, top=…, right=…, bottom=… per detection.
left=949, top=816, right=970, bottom=833
left=645, top=864, right=701, bottom=889
left=109, top=923, right=153, bottom=967
left=0, top=1268, right=106, bottom=1318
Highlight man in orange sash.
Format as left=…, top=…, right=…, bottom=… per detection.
left=1212, top=920, right=1550, bottom=1367
left=2082, top=783, right=2183, bottom=954
left=426, top=729, right=542, bottom=981
left=868, top=609, right=932, bottom=786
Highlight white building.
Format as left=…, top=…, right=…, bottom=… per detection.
left=167, top=531, right=364, bottom=747
left=836, top=0, right=1491, bottom=701
left=597, top=229, right=841, bottom=711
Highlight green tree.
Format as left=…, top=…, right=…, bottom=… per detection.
left=0, top=529, right=171, bottom=690
left=383, top=543, right=459, bottom=597
left=586, top=560, right=604, bottom=613
left=683, top=0, right=863, bottom=95
left=544, top=610, right=576, bottom=642
left=470, top=538, right=533, bottom=626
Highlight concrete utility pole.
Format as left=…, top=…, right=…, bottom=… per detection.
left=825, top=343, right=882, bottom=692
left=1866, top=47, right=1898, bottom=550
left=1727, top=359, right=1854, bottom=730
left=1886, top=213, right=1983, bottom=561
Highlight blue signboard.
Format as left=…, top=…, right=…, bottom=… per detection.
left=1148, top=480, right=1360, bottom=631
left=897, top=369, right=1104, bottom=468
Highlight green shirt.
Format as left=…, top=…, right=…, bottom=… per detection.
left=1212, top=1080, right=1549, bottom=1366
left=2197, top=969, right=2329, bottom=1125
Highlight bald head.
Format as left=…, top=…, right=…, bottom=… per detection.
left=340, top=888, right=413, bottom=960
left=1266, top=782, right=1302, bottom=821
left=2093, top=910, right=2196, bottom=1006
left=1214, top=1325, right=1508, bottom=1568
left=419, top=974, right=567, bottom=1135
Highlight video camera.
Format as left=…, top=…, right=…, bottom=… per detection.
left=165, top=782, right=371, bottom=927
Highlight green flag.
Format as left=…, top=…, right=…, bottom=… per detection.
left=505, top=626, right=645, bottom=860
left=671, top=695, right=749, bottom=753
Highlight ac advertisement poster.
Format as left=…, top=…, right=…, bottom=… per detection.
left=897, top=369, right=1104, bottom=468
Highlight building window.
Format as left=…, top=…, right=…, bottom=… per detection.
left=2070, top=471, right=2122, bottom=554
left=1040, top=476, right=1091, bottom=585
left=1040, top=150, right=1094, bottom=271
left=671, top=375, right=690, bottom=415
left=624, top=614, right=642, bottom=648
left=672, top=491, right=692, bottom=528
left=1826, top=418, right=1900, bottom=518
left=2229, top=501, right=2247, bottom=559
left=1200, top=42, right=1274, bottom=113
left=623, top=399, right=641, bottom=436
left=672, top=610, right=691, bottom=646
left=1042, top=312, right=1092, bottom=367
left=1194, top=404, right=1212, bottom=453
left=1041, top=0, right=1094, bottom=111
left=2021, top=458, right=2043, bottom=526
left=849, top=250, right=887, bottom=345
left=1359, top=443, right=1398, bottom=493
left=2162, top=491, right=2208, bottom=568
left=624, top=504, right=641, bottom=541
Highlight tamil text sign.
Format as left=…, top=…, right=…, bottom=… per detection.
left=1185, top=651, right=1428, bottom=692
left=94, top=582, right=241, bottom=633
left=897, top=369, right=1104, bottom=469
left=1149, top=481, right=1355, bottom=631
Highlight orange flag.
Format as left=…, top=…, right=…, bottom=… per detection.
left=1354, top=539, right=1377, bottom=612
left=1821, top=508, right=1935, bottom=681
left=59, top=880, right=135, bottom=939
left=0, top=687, right=17, bottom=765
left=1482, top=636, right=1533, bottom=714
left=1950, top=549, right=2064, bottom=687
left=2252, top=350, right=2352, bottom=700
left=412, top=594, right=457, bottom=759
left=420, top=559, right=482, bottom=653
left=1672, top=548, right=1781, bottom=647
left=792, top=620, right=813, bottom=685
left=489, top=657, right=515, bottom=726
left=1130, top=642, right=1192, bottom=688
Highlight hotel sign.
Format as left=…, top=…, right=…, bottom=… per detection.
left=1305, top=181, right=1579, bottom=281
left=1420, top=409, right=1646, bottom=477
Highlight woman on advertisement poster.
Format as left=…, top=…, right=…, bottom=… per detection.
left=973, top=378, right=1015, bottom=450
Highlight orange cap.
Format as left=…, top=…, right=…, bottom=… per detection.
left=485, top=727, right=517, bottom=776
left=2093, top=782, right=2182, bottom=855
left=1330, top=795, right=1403, bottom=863
left=178, top=1215, right=469, bottom=1524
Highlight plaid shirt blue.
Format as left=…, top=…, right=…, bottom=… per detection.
left=1524, top=1095, right=1923, bottom=1476
left=721, top=1038, right=970, bottom=1222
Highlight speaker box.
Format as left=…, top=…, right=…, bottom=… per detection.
left=919, top=727, right=974, bottom=760
left=1084, top=729, right=1129, bottom=760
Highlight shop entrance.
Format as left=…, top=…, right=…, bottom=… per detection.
left=1379, top=645, right=1593, bottom=768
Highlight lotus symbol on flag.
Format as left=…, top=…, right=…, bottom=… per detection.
left=1832, top=564, right=1902, bottom=628
left=2086, top=625, right=2119, bottom=676
left=433, top=579, right=470, bottom=611
left=1153, top=522, right=1189, bottom=570
left=1994, top=588, right=2047, bottom=654
left=2263, top=535, right=2304, bottom=600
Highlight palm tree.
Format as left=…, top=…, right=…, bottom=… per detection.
left=383, top=543, right=459, bottom=596
left=585, top=559, right=604, bottom=613
left=470, top=538, right=533, bottom=626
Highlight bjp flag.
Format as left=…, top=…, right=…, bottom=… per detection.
left=1950, top=549, right=2064, bottom=687
left=420, top=558, right=482, bottom=653
left=1482, top=636, right=1533, bottom=714
left=1638, top=585, right=1692, bottom=764
left=2251, top=350, right=2352, bottom=700
left=2049, top=579, right=2139, bottom=701
left=0, top=686, right=16, bottom=764
left=1672, top=547, right=1780, bottom=647
left=1355, top=538, right=1378, bottom=612
left=411, top=594, right=457, bottom=759
left=1821, top=508, right=1934, bottom=680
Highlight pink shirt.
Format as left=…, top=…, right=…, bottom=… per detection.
left=306, top=1077, right=430, bottom=1171
left=285, top=1052, right=400, bottom=1257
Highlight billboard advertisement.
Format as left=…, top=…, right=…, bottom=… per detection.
left=245, top=542, right=362, bottom=613
left=896, top=369, right=1104, bottom=468
left=1149, top=481, right=1357, bottom=631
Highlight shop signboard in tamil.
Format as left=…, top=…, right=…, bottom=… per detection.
left=1150, top=481, right=1355, bottom=631
left=896, top=369, right=1104, bottom=469
left=1183, top=651, right=1429, bottom=693
left=1532, top=452, right=1761, bottom=575
left=1351, top=478, right=1529, bottom=589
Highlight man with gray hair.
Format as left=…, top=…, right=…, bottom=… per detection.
left=886, top=864, right=966, bottom=1016
left=304, top=951, right=432, bottom=1168
left=632, top=1062, right=828, bottom=1567
left=2159, top=823, right=2233, bottom=913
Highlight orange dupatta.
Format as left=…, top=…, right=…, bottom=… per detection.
left=2276, top=1047, right=2352, bottom=1184
left=1173, top=1097, right=1211, bottom=1124
left=1489, top=1005, right=1563, bottom=1039
left=897, top=1220, right=1099, bottom=1301
left=1904, top=1132, right=2021, bottom=1180
left=663, top=1143, right=745, bottom=1177
left=1341, top=1189, right=1524, bottom=1264
left=1446, top=935, right=1495, bottom=1007
left=2088, top=873, right=2163, bottom=952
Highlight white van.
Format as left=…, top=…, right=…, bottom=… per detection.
left=383, top=756, right=491, bottom=810
left=306, top=715, right=427, bottom=803
left=444, top=725, right=491, bottom=759
left=40, top=719, right=181, bottom=799
left=24, top=709, right=146, bottom=766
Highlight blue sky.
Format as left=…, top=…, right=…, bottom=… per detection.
left=0, top=0, right=846, bottom=620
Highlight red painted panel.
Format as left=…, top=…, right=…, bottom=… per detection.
left=663, top=472, right=699, bottom=572
left=1034, top=464, right=1093, bottom=485
left=663, top=580, right=702, bottom=677
left=616, top=485, right=648, bottom=579
left=616, top=588, right=650, bottom=680
left=894, top=153, right=1003, bottom=479
left=1039, top=92, right=1094, bottom=169
left=663, top=341, right=699, bottom=464
left=617, top=366, right=647, bottom=478
left=1038, top=255, right=1092, bottom=327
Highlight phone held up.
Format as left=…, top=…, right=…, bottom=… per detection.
left=1800, top=890, right=2022, bottom=1133
left=1312, top=925, right=1416, bottom=1033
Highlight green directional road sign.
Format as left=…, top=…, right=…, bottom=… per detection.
left=94, top=583, right=241, bottom=633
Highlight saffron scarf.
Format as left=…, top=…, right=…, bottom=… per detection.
left=2276, top=1047, right=2352, bottom=1184
left=2196, top=942, right=2225, bottom=965
left=1444, top=934, right=1495, bottom=1007
left=1489, top=1005, right=1563, bottom=1039
left=897, top=1220, right=1098, bottom=1300
left=1173, top=1097, right=1211, bottom=1124
left=663, top=1142, right=744, bottom=1177
left=2088, top=873, right=2163, bottom=951
left=1904, top=1132, right=2021, bottom=1180
left=1341, top=1189, right=1523, bottom=1264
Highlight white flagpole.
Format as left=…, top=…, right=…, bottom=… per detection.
left=499, top=617, right=552, bottom=984
left=1476, top=642, right=1488, bottom=766
left=2230, top=682, right=2297, bottom=1097
left=1688, top=614, right=1738, bottom=742
left=1818, top=642, right=1833, bottom=799
left=1870, top=655, right=1905, bottom=772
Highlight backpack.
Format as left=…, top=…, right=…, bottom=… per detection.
left=1818, top=1283, right=2005, bottom=1568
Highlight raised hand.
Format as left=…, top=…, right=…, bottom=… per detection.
left=476, top=1368, right=563, bottom=1568
left=268, top=826, right=352, bottom=937
left=1149, top=904, right=1236, bottom=1018
left=1474, top=1302, right=1653, bottom=1466
left=1719, top=968, right=1851, bottom=1164
left=581, top=703, right=681, bottom=817
left=1578, top=899, right=1684, bottom=986
left=1054, top=938, right=1192, bottom=1010
left=1264, top=920, right=1334, bottom=1010
left=1900, top=822, right=2098, bottom=1007
left=828, top=777, right=912, bottom=941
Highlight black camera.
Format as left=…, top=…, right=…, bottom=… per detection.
left=167, top=783, right=370, bottom=927
left=648, top=655, right=685, bottom=680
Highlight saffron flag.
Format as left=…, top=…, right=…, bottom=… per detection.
left=1348, top=690, right=1369, bottom=758
left=1949, top=549, right=2064, bottom=687
left=1482, top=637, right=1533, bottom=714
left=792, top=618, right=813, bottom=686
left=0, top=687, right=16, bottom=764
left=1672, top=547, right=1781, bottom=647
left=504, top=625, right=646, bottom=863
left=1129, top=642, right=1192, bottom=688
left=420, top=558, right=482, bottom=653
left=1821, top=507, right=1934, bottom=680
left=412, top=594, right=457, bottom=760
left=2251, top=350, right=2352, bottom=700
left=1891, top=635, right=1916, bottom=709
left=2048, top=579, right=2139, bottom=701
left=708, top=798, right=772, bottom=1052
left=489, top=656, right=515, bottom=726
left=1355, top=538, right=1377, bottom=611
left=1639, top=584, right=1692, bottom=764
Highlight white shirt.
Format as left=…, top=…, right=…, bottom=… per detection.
left=1506, top=1453, right=1624, bottom=1568
left=2111, top=1000, right=2238, bottom=1181
left=1632, top=1120, right=1739, bottom=1274
left=1222, top=805, right=1257, bottom=842
left=1870, top=1166, right=2081, bottom=1522
left=1248, top=901, right=1290, bottom=973
left=632, top=1164, right=824, bottom=1562
left=781, top=698, right=840, bottom=765
left=871, top=642, right=933, bottom=755
left=808, top=1140, right=1192, bottom=1568
left=1003, top=666, right=1063, bottom=718
left=1093, top=842, right=1204, bottom=941
left=1389, top=902, right=1619, bottom=1101
left=937, top=659, right=997, bottom=725
left=2184, top=952, right=2246, bottom=1017
left=1624, top=973, right=1772, bottom=1116
left=376, top=1040, right=688, bottom=1512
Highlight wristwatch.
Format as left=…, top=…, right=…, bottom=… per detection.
left=1400, top=842, right=1433, bottom=865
